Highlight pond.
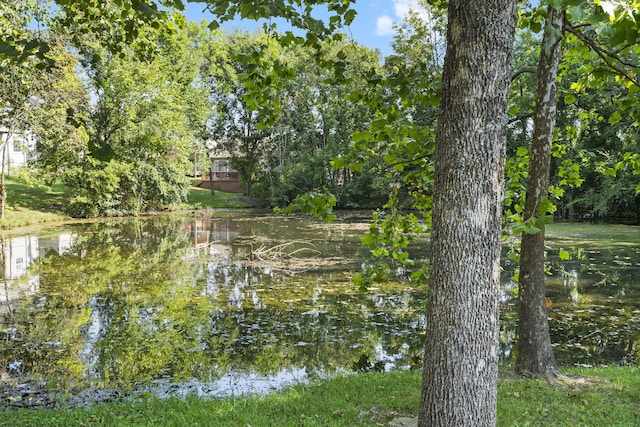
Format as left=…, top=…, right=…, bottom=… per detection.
left=1, top=214, right=638, bottom=408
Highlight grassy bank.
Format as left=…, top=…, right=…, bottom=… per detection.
left=0, top=177, right=253, bottom=230
left=1, top=177, right=69, bottom=229
left=184, top=179, right=254, bottom=209
left=2, top=367, right=638, bottom=426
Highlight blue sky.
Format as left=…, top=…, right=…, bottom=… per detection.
left=183, top=0, right=426, bottom=56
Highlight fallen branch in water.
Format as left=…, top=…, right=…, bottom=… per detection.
left=246, top=241, right=348, bottom=272
left=250, top=241, right=320, bottom=262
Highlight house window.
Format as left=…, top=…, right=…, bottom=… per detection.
left=216, top=160, right=229, bottom=173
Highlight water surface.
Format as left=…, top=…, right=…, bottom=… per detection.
left=1, top=215, right=638, bottom=407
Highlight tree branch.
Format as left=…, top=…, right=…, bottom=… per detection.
left=508, top=112, right=534, bottom=124
left=511, top=66, right=537, bottom=82
left=565, top=24, right=640, bottom=88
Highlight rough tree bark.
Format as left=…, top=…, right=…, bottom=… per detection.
left=516, top=6, right=564, bottom=378
left=418, top=1, right=517, bottom=426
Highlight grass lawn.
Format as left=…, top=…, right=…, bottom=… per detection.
left=1, top=367, right=638, bottom=426
left=0, top=177, right=253, bottom=230
left=184, top=179, right=254, bottom=209
left=1, top=177, right=69, bottom=229
left=497, top=366, right=640, bottom=426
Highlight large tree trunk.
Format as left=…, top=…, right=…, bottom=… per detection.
left=516, top=7, right=564, bottom=377
left=418, top=1, right=517, bottom=426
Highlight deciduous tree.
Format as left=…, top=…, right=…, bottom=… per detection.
left=514, top=0, right=639, bottom=377
left=516, top=5, right=564, bottom=378
left=419, top=1, right=517, bottom=425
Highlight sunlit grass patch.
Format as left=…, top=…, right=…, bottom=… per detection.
left=547, top=222, right=640, bottom=246
left=185, top=183, right=254, bottom=209
left=498, top=366, right=640, bottom=426
left=0, top=177, right=253, bottom=230
left=1, top=177, right=69, bottom=229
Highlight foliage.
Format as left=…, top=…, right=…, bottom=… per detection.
left=323, top=3, right=444, bottom=286
left=204, top=30, right=281, bottom=196
left=0, top=23, right=70, bottom=219
left=25, top=38, right=91, bottom=185
left=274, top=188, right=337, bottom=222
left=5, top=0, right=636, bottom=223
left=265, top=38, right=387, bottom=209
left=501, top=0, right=640, bottom=254
left=555, top=76, right=640, bottom=219
left=0, top=176, right=250, bottom=229
left=36, top=23, right=213, bottom=217
left=54, top=0, right=185, bottom=62
left=501, top=0, right=640, bottom=228
left=205, top=32, right=384, bottom=208
left=63, top=158, right=133, bottom=217
left=554, top=0, right=640, bottom=220
left=0, top=0, right=53, bottom=67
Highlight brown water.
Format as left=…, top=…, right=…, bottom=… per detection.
left=1, top=214, right=638, bottom=407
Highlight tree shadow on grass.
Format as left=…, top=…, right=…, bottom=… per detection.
left=5, top=178, right=69, bottom=214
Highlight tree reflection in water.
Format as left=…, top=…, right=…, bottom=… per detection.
left=0, top=216, right=638, bottom=405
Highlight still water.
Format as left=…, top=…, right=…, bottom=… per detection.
left=1, top=214, right=638, bottom=406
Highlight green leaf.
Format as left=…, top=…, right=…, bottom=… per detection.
left=537, top=198, right=557, bottom=216
left=516, top=146, right=529, bottom=157
left=526, top=225, right=542, bottom=235
left=530, top=20, right=542, bottom=33
left=344, top=9, right=357, bottom=25
left=567, top=5, right=584, bottom=22
left=559, top=249, right=570, bottom=261
left=609, top=110, right=622, bottom=125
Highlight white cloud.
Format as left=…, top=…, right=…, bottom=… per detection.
left=395, top=0, right=432, bottom=22
left=375, top=15, right=394, bottom=36
left=394, top=0, right=417, bottom=19
left=374, top=0, right=429, bottom=37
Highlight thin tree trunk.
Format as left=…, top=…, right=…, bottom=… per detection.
left=567, top=188, right=575, bottom=221
left=418, top=1, right=517, bottom=425
left=1, top=136, right=8, bottom=220
left=209, top=167, right=215, bottom=196
left=516, top=6, right=564, bottom=377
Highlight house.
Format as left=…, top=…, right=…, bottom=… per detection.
left=0, top=126, right=37, bottom=174
left=200, top=150, right=243, bottom=193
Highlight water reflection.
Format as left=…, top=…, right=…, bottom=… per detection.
left=0, top=234, right=74, bottom=315
left=0, top=216, right=424, bottom=405
left=0, top=217, right=639, bottom=406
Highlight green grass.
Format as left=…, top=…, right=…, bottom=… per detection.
left=184, top=179, right=254, bottom=209
left=498, top=366, right=640, bottom=426
left=0, top=177, right=253, bottom=230
left=546, top=222, right=640, bottom=245
left=1, top=176, right=70, bottom=229
left=2, top=367, right=638, bottom=426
